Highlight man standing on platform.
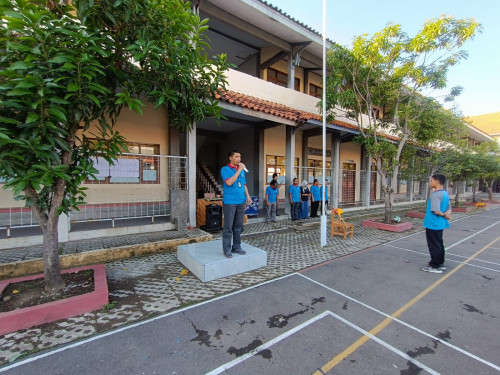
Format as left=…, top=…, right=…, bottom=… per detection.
left=221, top=150, right=252, bottom=258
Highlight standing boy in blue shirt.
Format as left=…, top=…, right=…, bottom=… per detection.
left=310, top=179, right=320, bottom=217
left=265, top=181, right=279, bottom=223
left=422, top=174, right=452, bottom=273
left=220, top=150, right=252, bottom=258
left=289, top=178, right=301, bottom=221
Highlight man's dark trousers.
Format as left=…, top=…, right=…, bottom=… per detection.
left=223, top=204, right=245, bottom=255
left=426, top=228, right=445, bottom=268
left=291, top=202, right=300, bottom=220
left=310, top=201, right=319, bottom=217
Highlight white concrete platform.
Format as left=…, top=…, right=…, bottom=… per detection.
left=177, top=240, right=267, bottom=282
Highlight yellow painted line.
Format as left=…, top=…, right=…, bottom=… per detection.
left=313, top=236, right=500, bottom=375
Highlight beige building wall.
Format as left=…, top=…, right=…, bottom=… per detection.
left=82, top=104, right=169, bottom=204
left=0, top=105, right=169, bottom=209
left=263, top=125, right=303, bottom=197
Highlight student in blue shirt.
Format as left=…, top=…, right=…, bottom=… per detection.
left=421, top=174, right=452, bottom=273
left=289, top=178, right=301, bottom=221
left=220, top=150, right=252, bottom=258
left=310, top=179, right=320, bottom=217
left=265, top=181, right=279, bottom=223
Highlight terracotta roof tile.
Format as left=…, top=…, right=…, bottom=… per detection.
left=216, top=90, right=364, bottom=134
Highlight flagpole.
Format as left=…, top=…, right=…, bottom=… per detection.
left=320, top=0, right=327, bottom=247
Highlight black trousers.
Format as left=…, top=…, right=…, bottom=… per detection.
left=310, top=201, right=320, bottom=217
left=425, top=228, right=445, bottom=268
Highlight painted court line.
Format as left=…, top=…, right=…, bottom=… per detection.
left=0, top=273, right=295, bottom=373
left=204, top=310, right=438, bottom=375
left=308, top=236, right=500, bottom=374
left=299, top=275, right=500, bottom=372
left=383, top=244, right=500, bottom=272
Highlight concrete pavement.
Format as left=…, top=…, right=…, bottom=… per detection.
left=0, top=199, right=496, bottom=369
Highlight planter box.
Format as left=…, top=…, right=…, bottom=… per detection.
left=0, top=264, right=108, bottom=336
left=485, top=200, right=500, bottom=204
left=362, top=219, right=412, bottom=232
left=452, top=206, right=474, bottom=213
left=406, top=211, right=425, bottom=219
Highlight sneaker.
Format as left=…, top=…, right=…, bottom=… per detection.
left=223, top=253, right=232, bottom=259
left=231, top=249, right=246, bottom=255
left=420, top=265, right=443, bottom=274
left=439, top=265, right=447, bottom=271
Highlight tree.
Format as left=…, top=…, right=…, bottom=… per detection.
left=442, top=149, right=481, bottom=206
left=473, top=142, right=500, bottom=201
left=325, top=16, right=480, bottom=222
left=0, top=0, right=229, bottom=293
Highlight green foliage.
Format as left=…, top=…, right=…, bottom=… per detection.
left=324, top=15, right=480, bottom=220
left=0, top=0, right=229, bottom=219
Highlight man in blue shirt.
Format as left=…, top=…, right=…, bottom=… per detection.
left=289, top=178, right=301, bottom=221
left=310, top=179, right=320, bottom=217
left=220, top=150, right=252, bottom=258
left=265, top=181, right=279, bottom=223
left=422, top=174, right=452, bottom=273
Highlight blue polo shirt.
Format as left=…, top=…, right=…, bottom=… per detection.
left=310, top=185, right=321, bottom=201
left=289, top=184, right=301, bottom=203
left=320, top=186, right=329, bottom=201
left=266, top=185, right=278, bottom=203
left=221, top=164, right=246, bottom=204
left=424, top=190, right=451, bottom=230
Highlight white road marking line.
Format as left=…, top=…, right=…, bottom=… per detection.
left=0, top=273, right=296, bottom=372
left=383, top=243, right=500, bottom=271
left=298, top=274, right=500, bottom=372
left=204, top=310, right=439, bottom=375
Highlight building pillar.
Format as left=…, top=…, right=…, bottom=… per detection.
left=285, top=125, right=296, bottom=214
left=361, top=145, right=371, bottom=207
left=188, top=122, right=197, bottom=226
left=256, top=127, right=265, bottom=209
left=287, top=51, right=295, bottom=89
left=58, top=213, right=69, bottom=243
left=331, top=132, right=340, bottom=208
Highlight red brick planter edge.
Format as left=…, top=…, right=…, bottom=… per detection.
left=362, top=219, right=413, bottom=232
left=0, top=264, right=108, bottom=336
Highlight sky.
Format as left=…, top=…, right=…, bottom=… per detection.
left=267, top=0, right=500, bottom=117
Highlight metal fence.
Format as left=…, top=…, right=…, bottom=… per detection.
left=293, top=166, right=428, bottom=206
left=0, top=154, right=188, bottom=232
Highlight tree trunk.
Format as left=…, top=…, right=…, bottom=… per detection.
left=43, top=213, right=64, bottom=293
left=472, top=183, right=476, bottom=203
left=383, top=185, right=393, bottom=223
left=488, top=180, right=494, bottom=201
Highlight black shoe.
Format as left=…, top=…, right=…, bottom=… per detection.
left=231, top=249, right=246, bottom=255
left=224, top=253, right=232, bottom=258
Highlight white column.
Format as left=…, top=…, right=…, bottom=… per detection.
left=58, top=213, right=69, bottom=243
left=188, top=122, right=197, bottom=226
left=331, top=133, right=340, bottom=209
left=285, top=126, right=296, bottom=215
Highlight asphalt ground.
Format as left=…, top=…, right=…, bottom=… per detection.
left=1, top=208, right=499, bottom=374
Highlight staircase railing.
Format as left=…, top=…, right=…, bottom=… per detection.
left=196, top=163, right=221, bottom=195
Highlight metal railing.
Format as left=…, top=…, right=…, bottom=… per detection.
left=0, top=154, right=188, bottom=235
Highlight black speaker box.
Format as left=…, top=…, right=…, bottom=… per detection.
left=205, top=204, right=222, bottom=230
